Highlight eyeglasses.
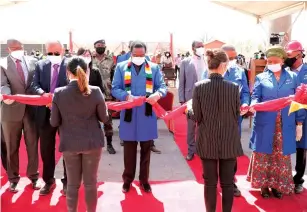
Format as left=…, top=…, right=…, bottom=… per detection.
left=47, top=52, right=60, bottom=56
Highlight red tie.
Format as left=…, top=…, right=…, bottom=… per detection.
left=16, top=59, right=25, bottom=83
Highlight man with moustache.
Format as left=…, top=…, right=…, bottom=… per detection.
left=32, top=41, right=68, bottom=195
left=0, top=39, right=39, bottom=192
left=92, top=39, right=116, bottom=154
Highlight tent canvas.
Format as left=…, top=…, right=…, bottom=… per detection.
left=212, top=1, right=306, bottom=22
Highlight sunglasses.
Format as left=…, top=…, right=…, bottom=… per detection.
left=47, top=52, right=60, bottom=56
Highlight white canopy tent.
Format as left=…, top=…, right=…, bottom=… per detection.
left=212, top=1, right=307, bottom=23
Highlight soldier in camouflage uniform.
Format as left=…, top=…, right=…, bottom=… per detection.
left=92, top=39, right=116, bottom=154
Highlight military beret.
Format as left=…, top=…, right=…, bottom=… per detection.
left=94, top=40, right=105, bottom=45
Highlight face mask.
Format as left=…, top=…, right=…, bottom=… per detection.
left=267, top=64, right=281, bottom=72
left=195, top=47, right=204, bottom=57
left=95, top=47, right=105, bottom=55
left=10, top=50, right=24, bottom=60
left=227, top=59, right=237, bottom=68
left=132, top=57, right=145, bottom=66
left=48, top=56, right=62, bottom=64
left=284, top=57, right=297, bottom=67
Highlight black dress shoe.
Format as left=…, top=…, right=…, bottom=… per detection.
left=151, top=145, right=161, bottom=154
left=31, top=179, right=41, bottom=190
left=233, top=184, right=241, bottom=197
left=186, top=154, right=194, bottom=161
left=120, top=140, right=124, bottom=146
left=271, top=188, right=282, bottom=199
left=294, top=184, right=304, bottom=194
left=141, top=183, right=152, bottom=193
left=261, top=187, right=270, bottom=199
left=9, top=182, right=18, bottom=193
left=107, top=144, right=116, bottom=154
left=39, top=183, right=55, bottom=196
left=122, top=183, right=131, bottom=193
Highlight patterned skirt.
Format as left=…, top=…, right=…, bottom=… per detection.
left=246, top=112, right=294, bottom=194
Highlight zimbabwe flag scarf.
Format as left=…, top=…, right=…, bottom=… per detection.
left=124, top=59, right=153, bottom=122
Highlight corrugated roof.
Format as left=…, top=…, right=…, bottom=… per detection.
left=212, top=1, right=306, bottom=21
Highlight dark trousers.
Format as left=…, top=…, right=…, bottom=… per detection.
left=39, top=122, right=67, bottom=184
left=1, top=126, right=7, bottom=171
left=202, top=158, right=236, bottom=212
left=175, top=65, right=180, bottom=78
left=293, top=148, right=306, bottom=185
left=63, top=148, right=102, bottom=212
left=104, top=110, right=113, bottom=144
left=123, top=141, right=152, bottom=184
left=2, top=108, right=39, bottom=183
left=233, top=159, right=237, bottom=186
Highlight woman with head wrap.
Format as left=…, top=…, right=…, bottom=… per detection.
left=247, top=46, right=304, bottom=199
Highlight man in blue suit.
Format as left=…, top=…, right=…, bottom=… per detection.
left=285, top=40, right=307, bottom=194
left=32, top=41, right=68, bottom=196
left=116, top=41, right=161, bottom=154
left=221, top=45, right=250, bottom=197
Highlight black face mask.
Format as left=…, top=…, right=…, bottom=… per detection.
left=284, top=57, right=297, bottom=67
left=95, top=47, right=106, bottom=55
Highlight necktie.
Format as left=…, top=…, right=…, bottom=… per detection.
left=50, top=64, right=59, bottom=93
left=16, top=59, right=25, bottom=83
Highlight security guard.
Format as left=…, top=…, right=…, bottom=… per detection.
left=92, top=39, right=116, bottom=154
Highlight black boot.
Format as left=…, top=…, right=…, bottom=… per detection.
left=107, top=136, right=116, bottom=154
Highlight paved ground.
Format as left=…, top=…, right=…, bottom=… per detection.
left=55, top=119, right=195, bottom=182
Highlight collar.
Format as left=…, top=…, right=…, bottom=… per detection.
left=294, top=64, right=304, bottom=72
left=70, top=79, right=78, bottom=82
left=209, top=73, right=223, bottom=79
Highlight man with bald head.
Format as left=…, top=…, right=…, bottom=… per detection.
left=179, top=40, right=206, bottom=161
left=220, top=44, right=250, bottom=197
left=0, top=39, right=39, bottom=192
left=32, top=40, right=68, bottom=195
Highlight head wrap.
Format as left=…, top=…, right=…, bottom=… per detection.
left=265, top=46, right=287, bottom=59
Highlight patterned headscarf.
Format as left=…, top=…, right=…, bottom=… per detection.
left=265, top=46, right=287, bottom=59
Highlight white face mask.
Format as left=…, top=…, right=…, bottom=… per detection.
left=195, top=47, right=204, bottom=57
left=10, top=50, right=24, bottom=60
left=132, top=57, right=145, bottom=66
left=48, top=56, right=62, bottom=64
left=267, top=63, right=281, bottom=72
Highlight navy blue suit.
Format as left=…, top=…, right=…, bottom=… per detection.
left=31, top=58, right=68, bottom=185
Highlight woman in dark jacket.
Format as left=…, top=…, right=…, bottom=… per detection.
left=50, top=57, right=108, bottom=212
left=191, top=49, right=243, bottom=212
left=77, top=47, right=106, bottom=95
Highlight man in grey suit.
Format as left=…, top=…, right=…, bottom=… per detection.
left=0, top=39, right=40, bottom=192
left=179, top=40, right=206, bottom=161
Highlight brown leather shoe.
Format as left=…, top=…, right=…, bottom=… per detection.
left=151, top=145, right=161, bottom=154
left=39, top=183, right=55, bottom=196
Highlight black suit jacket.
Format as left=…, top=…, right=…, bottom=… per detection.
left=50, top=81, right=109, bottom=152
left=89, top=67, right=105, bottom=95
left=192, top=73, right=243, bottom=159
left=31, top=58, right=68, bottom=126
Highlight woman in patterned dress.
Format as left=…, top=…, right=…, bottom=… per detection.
left=247, top=46, right=304, bottom=199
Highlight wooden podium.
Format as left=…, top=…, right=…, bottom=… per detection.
left=249, top=59, right=267, bottom=91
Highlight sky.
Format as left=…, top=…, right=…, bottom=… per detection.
left=0, top=0, right=306, bottom=54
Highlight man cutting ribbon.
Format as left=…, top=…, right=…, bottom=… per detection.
left=112, top=41, right=167, bottom=193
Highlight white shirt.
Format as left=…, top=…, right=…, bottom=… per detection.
left=192, top=55, right=206, bottom=81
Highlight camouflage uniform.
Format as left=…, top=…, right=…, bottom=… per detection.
left=92, top=55, right=115, bottom=138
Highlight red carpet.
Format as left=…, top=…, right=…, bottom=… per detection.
left=173, top=115, right=307, bottom=212
left=1, top=115, right=307, bottom=211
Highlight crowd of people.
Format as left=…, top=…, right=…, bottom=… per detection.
left=0, top=37, right=306, bottom=212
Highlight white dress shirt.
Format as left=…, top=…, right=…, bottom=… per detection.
left=192, top=55, right=206, bottom=81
